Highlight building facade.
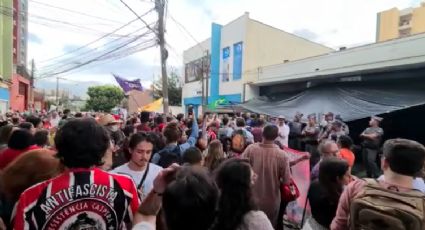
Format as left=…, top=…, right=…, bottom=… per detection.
left=182, top=13, right=333, bottom=115
left=377, top=2, right=425, bottom=42
left=0, top=0, right=13, bottom=112
left=10, top=0, right=30, bottom=112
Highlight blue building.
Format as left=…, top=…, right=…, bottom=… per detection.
left=181, top=13, right=332, bottom=116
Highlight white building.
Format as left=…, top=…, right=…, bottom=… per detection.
left=182, top=12, right=333, bottom=116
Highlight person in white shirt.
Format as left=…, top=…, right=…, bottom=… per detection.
left=50, top=111, right=61, bottom=128
left=111, top=132, right=162, bottom=200
left=276, top=115, right=290, bottom=148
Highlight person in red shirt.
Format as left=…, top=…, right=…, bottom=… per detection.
left=337, top=135, right=355, bottom=170
left=137, top=111, right=152, bottom=132
left=0, top=129, right=39, bottom=170
left=13, top=119, right=140, bottom=230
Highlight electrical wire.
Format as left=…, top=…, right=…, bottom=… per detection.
left=39, top=27, right=155, bottom=72
left=29, top=0, right=128, bottom=25
left=38, top=7, right=155, bottom=63
left=0, top=9, right=136, bottom=38
left=38, top=42, right=157, bottom=79
left=168, top=13, right=205, bottom=51
left=38, top=33, right=156, bottom=78
left=119, top=0, right=157, bottom=34
left=0, top=6, right=141, bottom=36
left=1, top=3, right=159, bottom=79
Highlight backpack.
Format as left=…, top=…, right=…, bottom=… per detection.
left=157, top=146, right=182, bottom=168
left=231, top=129, right=247, bottom=154
left=349, top=178, right=425, bottom=230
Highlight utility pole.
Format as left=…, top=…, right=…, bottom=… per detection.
left=155, top=0, right=169, bottom=114
left=201, top=54, right=205, bottom=113
left=30, top=59, right=35, bottom=110
left=205, top=50, right=210, bottom=108
left=56, top=77, right=59, bottom=106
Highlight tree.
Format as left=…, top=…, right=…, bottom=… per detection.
left=153, top=69, right=182, bottom=106
left=85, top=85, right=125, bottom=112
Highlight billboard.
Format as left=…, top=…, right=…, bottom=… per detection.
left=222, top=46, right=230, bottom=82
left=233, top=42, right=243, bottom=80
left=185, top=55, right=210, bottom=83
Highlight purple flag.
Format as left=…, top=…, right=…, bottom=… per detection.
left=113, top=74, right=143, bottom=92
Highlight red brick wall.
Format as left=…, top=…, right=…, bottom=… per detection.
left=10, top=74, right=29, bottom=112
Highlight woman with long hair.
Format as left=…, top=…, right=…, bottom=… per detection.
left=303, top=157, right=350, bottom=230
left=204, top=139, right=225, bottom=172
left=211, top=158, right=273, bottom=230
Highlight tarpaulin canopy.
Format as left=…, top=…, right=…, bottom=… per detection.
left=241, top=81, right=425, bottom=121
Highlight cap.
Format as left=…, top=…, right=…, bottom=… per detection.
left=278, top=115, right=286, bottom=120
left=371, top=116, right=383, bottom=122
left=98, top=114, right=120, bottom=126
left=325, top=112, right=334, bottom=117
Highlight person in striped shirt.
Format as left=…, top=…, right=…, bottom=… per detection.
left=13, top=118, right=140, bottom=230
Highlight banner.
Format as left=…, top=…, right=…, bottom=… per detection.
left=283, top=147, right=311, bottom=226
left=113, top=74, right=143, bottom=92
left=233, top=42, right=243, bottom=80
left=208, top=97, right=230, bottom=110
left=222, top=47, right=230, bottom=82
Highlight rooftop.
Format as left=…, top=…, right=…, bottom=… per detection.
left=253, top=32, right=425, bottom=86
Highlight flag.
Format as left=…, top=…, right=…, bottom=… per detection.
left=113, top=74, right=143, bottom=92
left=283, top=147, right=311, bottom=225
left=208, top=97, right=229, bottom=110
left=138, top=98, right=163, bottom=112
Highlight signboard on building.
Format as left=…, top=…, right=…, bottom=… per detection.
left=233, top=42, right=243, bottom=80
left=222, top=47, right=230, bottom=82
left=185, top=55, right=210, bottom=83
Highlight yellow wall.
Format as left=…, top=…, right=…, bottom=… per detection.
left=411, top=6, right=425, bottom=34
left=0, top=0, right=14, bottom=80
left=244, top=20, right=333, bottom=83
left=377, top=8, right=399, bottom=42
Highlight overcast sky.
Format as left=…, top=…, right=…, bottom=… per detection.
left=29, top=0, right=421, bottom=96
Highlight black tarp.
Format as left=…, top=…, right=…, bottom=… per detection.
left=241, top=80, right=425, bottom=121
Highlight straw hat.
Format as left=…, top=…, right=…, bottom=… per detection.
left=98, top=114, right=120, bottom=126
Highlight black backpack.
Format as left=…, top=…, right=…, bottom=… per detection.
left=157, top=146, right=182, bottom=168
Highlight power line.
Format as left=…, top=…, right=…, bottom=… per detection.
left=29, top=0, right=128, bottom=25
left=0, top=9, right=137, bottom=38
left=38, top=27, right=155, bottom=73
left=168, top=13, right=205, bottom=51
left=119, top=0, right=157, bottom=34
left=38, top=33, right=156, bottom=78
left=38, top=42, right=157, bottom=79
left=0, top=6, right=139, bottom=36
left=38, top=8, right=155, bottom=63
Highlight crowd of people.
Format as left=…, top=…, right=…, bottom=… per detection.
left=0, top=109, right=424, bottom=230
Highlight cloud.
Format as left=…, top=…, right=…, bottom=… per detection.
left=35, top=78, right=103, bottom=99
left=28, top=0, right=419, bottom=94
left=78, top=55, right=158, bottom=81
left=28, top=33, right=43, bottom=44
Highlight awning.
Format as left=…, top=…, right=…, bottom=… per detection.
left=241, top=81, right=425, bottom=121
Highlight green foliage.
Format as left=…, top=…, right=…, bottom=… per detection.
left=85, top=85, right=124, bottom=112
left=153, top=70, right=182, bottom=106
